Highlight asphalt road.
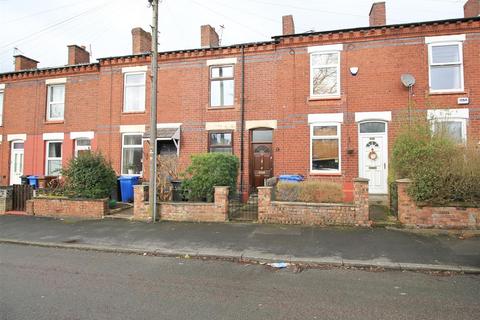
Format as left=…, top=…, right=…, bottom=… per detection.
left=1, top=244, right=479, bottom=320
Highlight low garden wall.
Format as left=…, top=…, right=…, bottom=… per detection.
left=26, top=197, right=108, bottom=219
left=0, top=187, right=13, bottom=214
left=133, top=185, right=229, bottom=223
left=397, top=179, right=480, bottom=229
left=258, top=178, right=371, bottom=227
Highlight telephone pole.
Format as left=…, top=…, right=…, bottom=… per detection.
left=148, top=0, right=158, bottom=222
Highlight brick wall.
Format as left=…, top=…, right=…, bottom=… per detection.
left=133, top=185, right=229, bottom=222
left=397, top=179, right=480, bottom=229
left=26, top=197, right=108, bottom=219
left=258, top=178, right=370, bottom=226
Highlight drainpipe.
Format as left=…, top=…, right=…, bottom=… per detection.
left=240, top=45, right=246, bottom=194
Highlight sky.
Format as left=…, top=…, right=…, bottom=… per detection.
left=0, top=0, right=467, bottom=73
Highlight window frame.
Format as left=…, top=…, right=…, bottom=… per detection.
left=208, top=130, right=234, bottom=154
left=0, top=89, right=4, bottom=127
left=45, top=140, right=63, bottom=176
left=428, top=41, right=464, bottom=94
left=310, top=51, right=341, bottom=99
left=209, top=64, right=235, bottom=108
left=123, top=71, right=146, bottom=113
left=74, top=138, right=92, bottom=157
left=310, top=122, right=342, bottom=174
left=46, top=84, right=65, bottom=121
left=431, top=118, right=467, bottom=144
left=121, top=133, right=143, bottom=176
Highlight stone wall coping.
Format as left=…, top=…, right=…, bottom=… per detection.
left=271, top=200, right=356, bottom=208
left=214, top=186, right=230, bottom=189
left=353, top=178, right=369, bottom=183
left=396, top=178, right=412, bottom=183
left=257, top=186, right=273, bottom=189
left=160, top=201, right=215, bottom=206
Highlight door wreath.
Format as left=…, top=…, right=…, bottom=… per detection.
left=368, top=149, right=378, bottom=161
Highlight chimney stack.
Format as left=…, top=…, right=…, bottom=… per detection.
left=464, top=0, right=480, bottom=17
left=201, top=25, right=219, bottom=48
left=282, top=15, right=295, bottom=35
left=131, top=27, right=152, bottom=55
left=369, top=2, right=386, bottom=26
left=14, top=55, right=39, bottom=71
left=67, top=45, right=90, bottom=65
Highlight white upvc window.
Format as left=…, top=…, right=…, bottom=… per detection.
left=309, top=46, right=342, bottom=98
left=123, top=72, right=146, bottom=112
left=428, top=109, right=468, bottom=144
left=428, top=42, right=464, bottom=93
left=210, top=65, right=234, bottom=107
left=75, top=139, right=91, bottom=157
left=0, top=89, right=4, bottom=126
left=310, top=122, right=341, bottom=173
left=47, top=84, right=65, bottom=121
left=121, top=133, right=143, bottom=175
left=46, top=141, right=62, bottom=176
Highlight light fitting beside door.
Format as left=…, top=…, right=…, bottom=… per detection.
left=349, top=67, right=359, bottom=76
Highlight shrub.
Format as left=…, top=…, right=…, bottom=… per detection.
left=275, top=180, right=343, bottom=203
left=392, top=120, right=480, bottom=205
left=61, top=152, right=117, bottom=199
left=181, top=153, right=239, bottom=202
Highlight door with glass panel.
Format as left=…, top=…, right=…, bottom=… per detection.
left=250, top=129, right=273, bottom=190
left=10, top=141, right=24, bottom=185
left=358, top=122, right=388, bottom=194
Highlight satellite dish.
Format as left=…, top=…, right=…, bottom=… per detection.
left=401, top=74, right=416, bottom=88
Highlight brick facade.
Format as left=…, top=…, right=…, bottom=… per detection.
left=258, top=178, right=370, bottom=226
left=397, top=179, right=480, bottom=229
left=0, top=8, right=479, bottom=201
left=26, top=197, right=108, bottom=219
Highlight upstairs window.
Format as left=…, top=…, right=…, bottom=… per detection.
left=0, top=90, right=3, bottom=126
left=210, top=65, right=234, bottom=107
left=124, top=72, right=146, bottom=112
left=47, top=84, right=65, bottom=121
left=209, top=131, right=233, bottom=153
left=310, top=51, right=340, bottom=98
left=428, top=42, right=464, bottom=92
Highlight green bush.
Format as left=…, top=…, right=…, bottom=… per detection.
left=391, top=120, right=480, bottom=205
left=275, top=180, right=343, bottom=203
left=181, top=153, right=239, bottom=202
left=61, top=152, right=117, bottom=199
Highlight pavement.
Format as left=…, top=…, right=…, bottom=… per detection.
left=2, top=244, right=479, bottom=320
left=0, top=215, right=479, bottom=272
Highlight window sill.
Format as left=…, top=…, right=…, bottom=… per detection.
left=208, top=106, right=236, bottom=110
left=44, top=120, right=64, bottom=124
left=429, top=90, right=465, bottom=96
left=309, top=171, right=342, bottom=176
left=308, top=96, right=342, bottom=102
left=122, top=111, right=146, bottom=115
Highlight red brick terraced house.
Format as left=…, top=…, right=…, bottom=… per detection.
left=0, top=1, right=479, bottom=201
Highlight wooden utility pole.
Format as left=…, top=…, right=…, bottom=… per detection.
left=148, top=0, right=158, bottom=222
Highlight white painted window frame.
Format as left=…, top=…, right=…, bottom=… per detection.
left=46, top=84, right=65, bottom=121
left=45, top=140, right=63, bottom=176
left=123, top=72, right=146, bottom=113
left=310, top=122, right=342, bottom=174
left=210, top=64, right=235, bottom=107
left=74, top=139, right=92, bottom=157
left=431, top=118, right=467, bottom=143
left=121, top=133, right=143, bottom=176
left=309, top=48, right=341, bottom=99
left=428, top=108, right=468, bottom=143
left=428, top=41, right=464, bottom=94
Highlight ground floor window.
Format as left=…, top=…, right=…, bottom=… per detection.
left=157, top=140, right=178, bottom=156
left=122, top=134, right=143, bottom=175
left=75, top=139, right=91, bottom=157
left=310, top=123, right=341, bottom=173
left=46, top=141, right=62, bottom=176
left=432, top=119, right=466, bottom=144
left=209, top=131, right=233, bottom=153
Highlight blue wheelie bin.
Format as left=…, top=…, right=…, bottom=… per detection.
left=27, top=176, right=39, bottom=189
left=278, top=175, right=304, bottom=183
left=118, top=176, right=140, bottom=202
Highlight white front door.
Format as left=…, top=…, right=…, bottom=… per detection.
left=359, top=122, right=388, bottom=194
left=10, top=141, right=24, bottom=185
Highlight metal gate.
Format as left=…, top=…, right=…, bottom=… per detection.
left=228, top=186, right=258, bottom=221
left=12, top=184, right=33, bottom=211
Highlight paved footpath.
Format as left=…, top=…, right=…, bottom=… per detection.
left=0, top=215, right=479, bottom=272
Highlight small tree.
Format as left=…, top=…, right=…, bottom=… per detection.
left=181, top=153, right=239, bottom=202
left=61, top=152, right=117, bottom=199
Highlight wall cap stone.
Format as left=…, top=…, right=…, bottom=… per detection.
left=396, top=178, right=412, bottom=183
left=353, top=178, right=369, bottom=182
left=272, top=201, right=356, bottom=208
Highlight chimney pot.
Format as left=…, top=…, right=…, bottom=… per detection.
left=369, top=2, right=386, bottom=26
left=67, top=45, right=90, bottom=65
left=282, top=15, right=295, bottom=35
left=201, top=25, right=219, bottom=48
left=14, top=55, right=39, bottom=71
left=131, top=27, right=152, bottom=55
left=464, top=0, right=480, bottom=17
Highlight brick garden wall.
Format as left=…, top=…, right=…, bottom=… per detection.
left=26, top=197, right=108, bottom=219
left=397, top=179, right=480, bottom=229
left=258, top=178, right=370, bottom=226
